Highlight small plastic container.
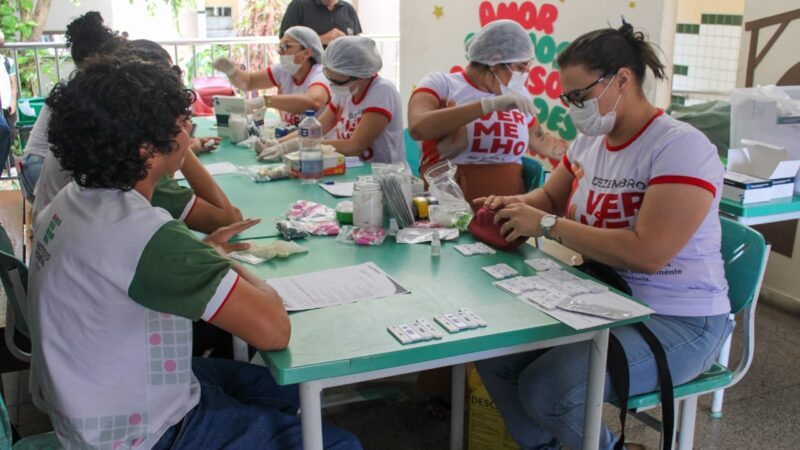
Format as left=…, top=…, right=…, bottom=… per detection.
left=353, top=181, right=384, bottom=228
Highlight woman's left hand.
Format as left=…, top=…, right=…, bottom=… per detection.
left=494, top=203, right=547, bottom=242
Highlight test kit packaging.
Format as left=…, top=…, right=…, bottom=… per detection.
left=282, top=149, right=346, bottom=177
left=722, top=171, right=773, bottom=204
left=212, top=96, right=247, bottom=138
left=727, top=140, right=800, bottom=199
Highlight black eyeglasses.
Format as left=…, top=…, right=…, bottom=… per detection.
left=325, top=75, right=357, bottom=86
left=559, top=74, right=610, bottom=108
left=278, top=42, right=302, bottom=53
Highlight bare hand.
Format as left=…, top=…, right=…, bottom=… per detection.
left=203, top=218, right=261, bottom=255
left=493, top=203, right=545, bottom=242
left=320, top=28, right=347, bottom=45
left=473, top=195, right=523, bottom=211
left=191, top=137, right=221, bottom=154
left=9, top=102, right=15, bottom=116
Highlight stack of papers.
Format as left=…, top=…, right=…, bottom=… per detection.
left=174, top=162, right=238, bottom=180
left=268, top=262, right=410, bottom=311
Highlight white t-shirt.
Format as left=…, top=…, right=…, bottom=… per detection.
left=414, top=71, right=536, bottom=168
left=563, top=110, right=729, bottom=317
left=327, top=76, right=405, bottom=164
left=267, top=63, right=330, bottom=126
left=22, top=103, right=50, bottom=158
left=29, top=183, right=238, bottom=449
left=0, top=55, right=14, bottom=110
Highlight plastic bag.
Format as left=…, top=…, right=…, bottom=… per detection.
left=396, top=227, right=459, bottom=244
left=243, top=164, right=291, bottom=183
left=424, top=160, right=473, bottom=229
left=557, top=297, right=633, bottom=320
left=248, top=240, right=308, bottom=260
left=336, top=226, right=387, bottom=246
left=286, top=200, right=336, bottom=222
left=277, top=219, right=339, bottom=237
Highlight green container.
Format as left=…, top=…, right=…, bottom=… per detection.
left=16, top=97, right=46, bottom=127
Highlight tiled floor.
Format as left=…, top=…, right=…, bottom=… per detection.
left=3, top=296, right=800, bottom=449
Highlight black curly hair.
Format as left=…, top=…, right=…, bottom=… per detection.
left=65, top=11, right=119, bottom=65
left=46, top=57, right=194, bottom=190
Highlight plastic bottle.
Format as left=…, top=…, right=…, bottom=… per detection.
left=298, top=110, right=323, bottom=183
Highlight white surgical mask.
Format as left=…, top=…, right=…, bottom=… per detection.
left=330, top=84, right=352, bottom=98
left=569, top=77, right=622, bottom=136
left=495, top=69, right=529, bottom=97
left=279, top=54, right=302, bottom=75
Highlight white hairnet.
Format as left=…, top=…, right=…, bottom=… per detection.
left=285, top=26, right=324, bottom=63
left=323, top=36, right=383, bottom=79
left=466, top=20, right=534, bottom=65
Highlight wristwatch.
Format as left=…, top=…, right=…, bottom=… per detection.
left=540, top=214, right=558, bottom=241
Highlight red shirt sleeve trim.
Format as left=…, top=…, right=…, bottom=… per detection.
left=605, top=109, right=664, bottom=152
left=208, top=274, right=240, bottom=322
left=649, top=175, right=716, bottom=196
left=527, top=116, right=538, bottom=129
left=410, top=87, right=442, bottom=104
left=328, top=102, right=339, bottom=114
left=266, top=66, right=279, bottom=89
left=183, top=196, right=199, bottom=222
left=562, top=154, right=575, bottom=176
left=308, top=82, right=331, bottom=101
left=363, top=107, right=392, bottom=121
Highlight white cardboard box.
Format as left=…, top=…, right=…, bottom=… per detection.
left=727, top=140, right=800, bottom=200
left=723, top=171, right=773, bottom=204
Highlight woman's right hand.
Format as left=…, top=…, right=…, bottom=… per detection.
left=473, top=195, right=523, bottom=211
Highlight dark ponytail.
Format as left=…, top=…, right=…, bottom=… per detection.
left=557, top=21, right=666, bottom=85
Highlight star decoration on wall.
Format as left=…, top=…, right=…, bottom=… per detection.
left=628, top=1, right=636, bottom=8
left=433, top=5, right=444, bottom=19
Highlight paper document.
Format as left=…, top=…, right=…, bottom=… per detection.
left=345, top=156, right=364, bottom=168
left=319, top=181, right=355, bottom=197
left=519, top=290, right=653, bottom=330
left=269, top=262, right=410, bottom=311
left=174, top=162, right=238, bottom=180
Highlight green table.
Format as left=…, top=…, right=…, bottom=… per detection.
left=192, top=118, right=648, bottom=450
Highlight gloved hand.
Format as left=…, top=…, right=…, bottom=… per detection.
left=254, top=137, right=280, bottom=155
left=213, top=57, right=238, bottom=77
left=257, top=139, right=300, bottom=161
left=480, top=91, right=538, bottom=117
left=245, top=96, right=267, bottom=113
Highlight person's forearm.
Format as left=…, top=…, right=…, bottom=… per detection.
left=549, top=220, right=661, bottom=274
left=231, top=261, right=271, bottom=292
left=528, top=124, right=568, bottom=160
left=181, top=151, right=237, bottom=213
left=408, top=101, right=483, bottom=141
left=519, top=188, right=562, bottom=215
left=271, top=94, right=324, bottom=115
left=320, top=138, right=364, bottom=157
left=228, top=70, right=252, bottom=91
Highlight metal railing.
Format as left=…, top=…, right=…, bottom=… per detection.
left=1, top=34, right=400, bottom=98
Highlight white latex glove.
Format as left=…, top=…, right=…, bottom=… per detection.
left=213, top=57, right=238, bottom=76
left=480, top=91, right=538, bottom=117
left=244, top=96, right=266, bottom=113
left=257, top=139, right=300, bottom=161
left=254, top=137, right=280, bottom=155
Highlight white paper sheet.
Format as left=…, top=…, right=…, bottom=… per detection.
left=518, top=290, right=653, bottom=330
left=174, top=162, right=238, bottom=180
left=268, top=262, right=410, bottom=311
left=319, top=181, right=355, bottom=197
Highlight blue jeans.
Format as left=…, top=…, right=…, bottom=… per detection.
left=153, top=358, right=362, bottom=450
left=475, top=314, right=732, bottom=450
left=20, top=153, right=44, bottom=202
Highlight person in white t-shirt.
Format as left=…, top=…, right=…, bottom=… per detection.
left=31, top=56, right=361, bottom=450
left=474, top=23, right=733, bottom=450
left=407, top=20, right=568, bottom=203
left=257, top=36, right=405, bottom=164
left=214, top=25, right=330, bottom=128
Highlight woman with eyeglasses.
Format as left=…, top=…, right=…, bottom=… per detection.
left=407, top=20, right=568, bottom=205
left=213, top=26, right=330, bottom=128
left=474, top=22, right=732, bottom=450
left=257, top=36, right=405, bottom=164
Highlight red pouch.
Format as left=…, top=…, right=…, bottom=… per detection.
left=467, top=207, right=528, bottom=251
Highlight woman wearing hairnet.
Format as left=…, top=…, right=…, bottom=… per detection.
left=258, top=36, right=405, bottom=164
left=408, top=20, right=568, bottom=204
left=213, top=26, right=330, bottom=128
